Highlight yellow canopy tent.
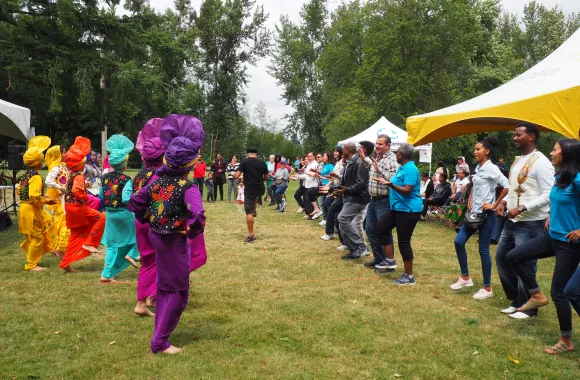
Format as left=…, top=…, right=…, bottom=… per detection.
left=406, top=28, right=580, bottom=146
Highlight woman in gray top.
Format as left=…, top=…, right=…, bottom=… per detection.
left=451, top=137, right=509, bottom=300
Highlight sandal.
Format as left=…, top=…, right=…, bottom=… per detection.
left=544, top=341, right=574, bottom=355
left=518, top=298, right=549, bottom=312
left=244, top=235, right=256, bottom=243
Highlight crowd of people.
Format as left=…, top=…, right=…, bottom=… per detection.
left=12, top=116, right=580, bottom=356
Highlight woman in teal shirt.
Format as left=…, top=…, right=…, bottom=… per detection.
left=375, top=143, right=422, bottom=286
left=320, top=152, right=335, bottom=186
left=507, top=138, right=580, bottom=355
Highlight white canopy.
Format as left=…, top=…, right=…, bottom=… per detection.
left=406, top=28, right=580, bottom=145
left=0, top=98, right=32, bottom=141
left=338, top=116, right=432, bottom=151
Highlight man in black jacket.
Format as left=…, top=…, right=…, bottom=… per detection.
left=335, top=142, right=371, bottom=260
left=420, top=172, right=452, bottom=218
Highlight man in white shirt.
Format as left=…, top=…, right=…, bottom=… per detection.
left=495, top=123, right=555, bottom=320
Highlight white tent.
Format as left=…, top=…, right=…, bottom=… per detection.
left=0, top=99, right=32, bottom=141
left=338, top=116, right=432, bottom=151
left=406, top=28, right=580, bottom=145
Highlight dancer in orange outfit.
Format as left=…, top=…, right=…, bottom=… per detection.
left=45, top=145, right=71, bottom=258
left=59, top=137, right=106, bottom=272
left=18, top=136, right=57, bottom=271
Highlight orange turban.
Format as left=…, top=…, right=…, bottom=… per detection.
left=65, top=137, right=91, bottom=171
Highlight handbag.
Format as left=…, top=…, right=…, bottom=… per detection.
left=463, top=211, right=487, bottom=231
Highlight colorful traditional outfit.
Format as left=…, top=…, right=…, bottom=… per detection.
left=100, top=134, right=139, bottom=280
left=129, top=114, right=206, bottom=353
left=18, top=136, right=52, bottom=270
left=133, top=118, right=165, bottom=302
left=45, top=146, right=71, bottom=254
left=59, top=137, right=106, bottom=270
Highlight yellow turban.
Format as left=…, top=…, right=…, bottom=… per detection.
left=45, top=145, right=62, bottom=171
left=23, top=136, right=52, bottom=168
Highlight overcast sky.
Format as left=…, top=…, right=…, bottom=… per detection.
left=148, top=0, right=580, bottom=125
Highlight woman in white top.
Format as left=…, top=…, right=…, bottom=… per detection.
left=451, top=137, right=509, bottom=299
left=302, top=152, right=323, bottom=219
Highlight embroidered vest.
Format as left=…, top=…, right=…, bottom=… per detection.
left=102, top=172, right=130, bottom=208
left=65, top=171, right=83, bottom=203
left=147, top=175, right=193, bottom=234
left=19, top=169, right=43, bottom=202
left=133, top=168, right=156, bottom=195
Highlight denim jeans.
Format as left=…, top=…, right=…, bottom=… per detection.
left=227, top=178, right=239, bottom=202
left=365, top=197, right=392, bottom=262
left=338, top=201, right=368, bottom=256
left=496, top=220, right=544, bottom=314
left=194, top=177, right=204, bottom=197
left=274, top=184, right=287, bottom=205
left=454, top=211, right=496, bottom=286
left=322, top=196, right=335, bottom=219
left=492, top=214, right=505, bottom=241
left=507, top=232, right=580, bottom=336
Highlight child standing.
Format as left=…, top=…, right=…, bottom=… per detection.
left=205, top=172, right=214, bottom=202
left=236, top=180, right=245, bottom=204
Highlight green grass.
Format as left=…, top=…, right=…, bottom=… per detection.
left=0, top=181, right=579, bottom=379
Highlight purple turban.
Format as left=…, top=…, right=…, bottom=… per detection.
left=160, top=114, right=205, bottom=170
left=136, top=118, right=166, bottom=168
left=136, top=118, right=164, bottom=153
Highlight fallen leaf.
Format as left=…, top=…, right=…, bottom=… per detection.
left=394, top=374, right=403, bottom=378
left=460, top=307, right=468, bottom=312
left=507, top=355, right=520, bottom=365
left=193, top=336, right=201, bottom=341
left=77, top=334, right=80, bottom=338
left=279, top=337, right=290, bottom=342
left=55, top=331, right=61, bottom=335
left=473, top=351, right=479, bottom=355
left=351, top=300, right=358, bottom=304
left=108, top=341, right=116, bottom=345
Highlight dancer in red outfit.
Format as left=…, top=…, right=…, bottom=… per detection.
left=59, top=137, right=106, bottom=272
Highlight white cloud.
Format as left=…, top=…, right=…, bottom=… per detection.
left=146, top=0, right=580, bottom=126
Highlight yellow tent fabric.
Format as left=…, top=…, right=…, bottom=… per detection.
left=406, top=28, right=580, bottom=146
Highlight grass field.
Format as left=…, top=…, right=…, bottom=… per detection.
left=0, top=180, right=579, bottom=379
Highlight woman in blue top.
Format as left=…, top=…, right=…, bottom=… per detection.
left=451, top=137, right=508, bottom=299
left=507, top=138, right=580, bottom=355
left=320, top=152, right=335, bottom=186
left=374, top=143, right=422, bottom=286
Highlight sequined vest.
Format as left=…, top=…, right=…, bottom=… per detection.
left=146, top=175, right=193, bottom=234
left=102, top=172, right=130, bottom=209
left=65, top=171, right=83, bottom=203
left=133, top=168, right=156, bottom=195
left=18, top=169, right=43, bottom=202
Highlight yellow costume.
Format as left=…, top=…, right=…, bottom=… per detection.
left=45, top=146, right=71, bottom=253
left=17, top=136, right=52, bottom=270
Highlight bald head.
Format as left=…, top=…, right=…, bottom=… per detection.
left=343, top=143, right=356, bottom=159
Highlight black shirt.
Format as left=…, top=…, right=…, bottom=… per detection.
left=238, top=157, right=269, bottom=190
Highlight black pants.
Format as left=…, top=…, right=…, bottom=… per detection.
left=213, top=183, right=224, bottom=201
left=304, top=187, right=320, bottom=214
left=194, top=178, right=204, bottom=197
left=421, top=199, right=446, bottom=216
left=508, top=232, right=580, bottom=336
left=325, top=196, right=343, bottom=242
left=375, top=209, right=421, bottom=262
left=294, top=185, right=305, bottom=209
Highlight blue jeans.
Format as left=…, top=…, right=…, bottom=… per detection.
left=365, top=197, right=391, bottom=262
left=454, top=211, right=496, bottom=287
left=322, top=196, right=335, bottom=219
left=491, top=214, right=505, bottom=241
left=274, top=184, right=287, bottom=205
left=496, top=220, right=544, bottom=314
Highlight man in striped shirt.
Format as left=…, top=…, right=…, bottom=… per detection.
left=359, top=134, right=399, bottom=270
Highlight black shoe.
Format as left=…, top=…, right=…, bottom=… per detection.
left=491, top=238, right=499, bottom=245
left=268, top=202, right=276, bottom=206
left=244, top=235, right=257, bottom=243
left=341, top=253, right=361, bottom=260
left=364, top=260, right=380, bottom=268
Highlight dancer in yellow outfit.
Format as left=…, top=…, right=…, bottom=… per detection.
left=45, top=146, right=71, bottom=258
left=17, top=136, right=58, bottom=271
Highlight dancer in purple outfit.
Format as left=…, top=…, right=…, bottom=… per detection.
left=132, top=118, right=165, bottom=317
left=129, top=114, right=206, bottom=354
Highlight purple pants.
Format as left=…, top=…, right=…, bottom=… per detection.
left=149, top=231, right=191, bottom=353
left=136, top=220, right=156, bottom=301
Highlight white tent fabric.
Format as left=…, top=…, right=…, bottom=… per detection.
left=406, top=28, right=580, bottom=145
left=0, top=99, right=32, bottom=141
left=338, top=116, right=432, bottom=151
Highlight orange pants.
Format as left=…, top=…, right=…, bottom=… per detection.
left=60, top=206, right=105, bottom=269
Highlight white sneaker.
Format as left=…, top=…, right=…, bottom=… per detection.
left=297, top=207, right=304, bottom=214
left=509, top=312, right=532, bottom=320
left=360, top=250, right=370, bottom=257
left=501, top=306, right=518, bottom=314
left=450, top=277, right=474, bottom=290
left=319, top=220, right=327, bottom=226
left=320, top=234, right=335, bottom=241
left=336, top=245, right=348, bottom=250
left=311, top=210, right=323, bottom=220
left=472, top=289, right=493, bottom=299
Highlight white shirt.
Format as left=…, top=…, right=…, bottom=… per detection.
left=45, top=166, right=66, bottom=211
left=455, top=177, right=470, bottom=192
left=472, top=160, right=509, bottom=213
left=506, top=151, right=554, bottom=222
left=333, top=160, right=344, bottom=186
left=303, top=160, right=320, bottom=189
